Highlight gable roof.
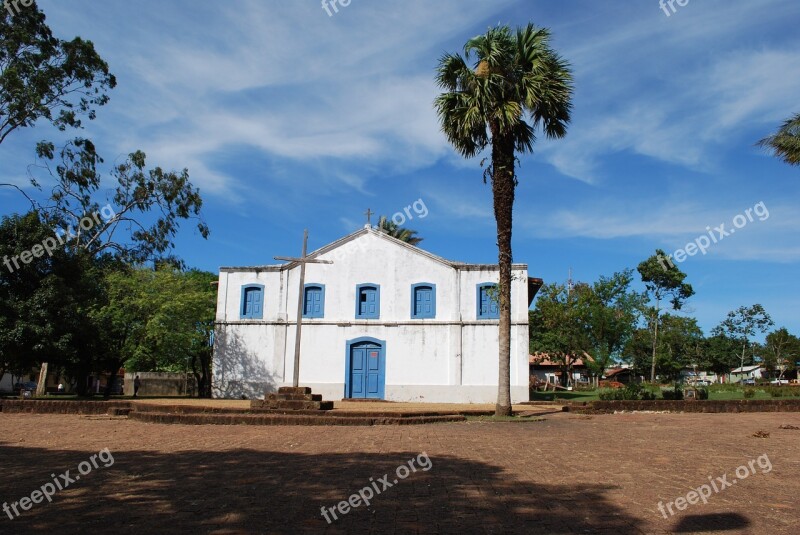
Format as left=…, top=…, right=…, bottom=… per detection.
left=220, top=225, right=530, bottom=273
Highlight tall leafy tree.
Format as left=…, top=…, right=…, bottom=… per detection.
left=712, top=304, right=774, bottom=373
left=376, top=216, right=423, bottom=245
left=435, top=24, right=573, bottom=415
left=758, top=113, right=800, bottom=166
left=624, top=314, right=704, bottom=380
left=580, top=270, right=643, bottom=383
left=529, top=281, right=590, bottom=387
left=0, top=212, right=107, bottom=393
left=0, top=1, right=115, bottom=146
left=761, top=327, right=800, bottom=379
left=637, top=249, right=694, bottom=382
left=701, top=333, right=741, bottom=378
left=91, top=267, right=217, bottom=397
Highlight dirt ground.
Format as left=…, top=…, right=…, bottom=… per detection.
left=0, top=411, right=797, bottom=534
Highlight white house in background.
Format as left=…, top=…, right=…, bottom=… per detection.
left=730, top=365, right=765, bottom=382
left=213, top=225, right=541, bottom=403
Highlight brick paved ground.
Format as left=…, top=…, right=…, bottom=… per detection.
left=0, top=411, right=797, bottom=534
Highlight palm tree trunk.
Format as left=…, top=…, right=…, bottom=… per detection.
left=650, top=297, right=660, bottom=383
left=492, top=130, right=516, bottom=417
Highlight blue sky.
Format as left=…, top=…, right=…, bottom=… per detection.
left=1, top=0, right=798, bottom=337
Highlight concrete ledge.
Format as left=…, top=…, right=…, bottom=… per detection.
left=0, top=400, right=133, bottom=414
left=576, top=399, right=800, bottom=414
left=128, top=411, right=465, bottom=426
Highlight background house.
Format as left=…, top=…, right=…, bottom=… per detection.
left=529, top=353, right=591, bottom=388
left=730, top=365, right=765, bottom=383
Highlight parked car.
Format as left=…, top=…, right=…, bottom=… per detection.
left=691, top=379, right=713, bottom=386
left=740, top=378, right=756, bottom=386
left=770, top=379, right=790, bottom=385
left=12, top=381, right=38, bottom=394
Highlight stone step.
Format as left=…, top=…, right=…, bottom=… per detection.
left=261, top=400, right=334, bottom=411
left=266, top=393, right=322, bottom=402
left=128, top=411, right=466, bottom=426
left=277, top=386, right=312, bottom=395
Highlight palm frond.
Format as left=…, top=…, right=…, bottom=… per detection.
left=759, top=113, right=800, bottom=166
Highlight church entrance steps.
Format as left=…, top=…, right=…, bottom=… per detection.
left=252, top=386, right=334, bottom=411
left=124, top=400, right=481, bottom=425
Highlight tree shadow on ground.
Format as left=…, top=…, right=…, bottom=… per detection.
left=0, top=443, right=645, bottom=534
left=673, top=512, right=751, bottom=532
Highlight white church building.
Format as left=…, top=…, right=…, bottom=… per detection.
left=212, top=225, right=540, bottom=403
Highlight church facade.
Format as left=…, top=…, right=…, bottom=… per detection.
left=213, top=225, right=539, bottom=403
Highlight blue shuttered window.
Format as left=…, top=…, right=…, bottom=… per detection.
left=241, top=284, right=264, bottom=319
left=477, top=283, right=499, bottom=319
left=303, top=284, right=325, bottom=318
left=411, top=283, right=436, bottom=319
left=355, top=284, right=380, bottom=319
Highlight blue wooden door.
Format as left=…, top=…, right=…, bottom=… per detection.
left=348, top=342, right=384, bottom=399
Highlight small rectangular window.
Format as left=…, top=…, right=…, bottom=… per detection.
left=303, top=284, right=325, bottom=318
left=241, top=285, right=264, bottom=319
left=411, top=283, right=436, bottom=319
left=355, top=284, right=380, bottom=319
left=477, top=283, right=499, bottom=319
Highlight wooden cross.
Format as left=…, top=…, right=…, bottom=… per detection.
left=364, top=208, right=374, bottom=225
left=274, top=230, right=333, bottom=387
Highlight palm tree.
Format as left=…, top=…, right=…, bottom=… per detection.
left=759, top=113, right=800, bottom=166
left=376, top=216, right=423, bottom=246
left=434, top=24, right=573, bottom=416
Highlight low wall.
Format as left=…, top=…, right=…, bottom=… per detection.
left=575, top=399, right=800, bottom=413
left=0, top=400, right=132, bottom=414
left=124, top=372, right=196, bottom=397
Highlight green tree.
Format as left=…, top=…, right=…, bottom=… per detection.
left=624, top=314, right=703, bottom=381
left=435, top=24, right=573, bottom=416
left=91, top=267, right=217, bottom=397
left=580, top=270, right=643, bottom=383
left=760, top=327, right=800, bottom=380
left=637, top=249, right=694, bottom=382
left=0, top=2, right=115, bottom=146
left=376, top=216, right=423, bottom=245
left=712, top=304, right=774, bottom=374
left=701, top=333, right=740, bottom=377
left=758, top=113, right=800, bottom=166
left=529, top=281, right=589, bottom=387
left=0, top=211, right=107, bottom=393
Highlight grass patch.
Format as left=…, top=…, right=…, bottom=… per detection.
left=529, top=391, right=599, bottom=402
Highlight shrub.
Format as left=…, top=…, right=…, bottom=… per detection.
left=598, top=388, right=621, bottom=401
left=768, top=387, right=785, bottom=398
left=597, top=383, right=655, bottom=401
left=662, top=387, right=684, bottom=400
left=743, top=388, right=756, bottom=399
left=696, top=387, right=709, bottom=400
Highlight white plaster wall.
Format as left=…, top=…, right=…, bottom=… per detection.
left=213, top=228, right=531, bottom=403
